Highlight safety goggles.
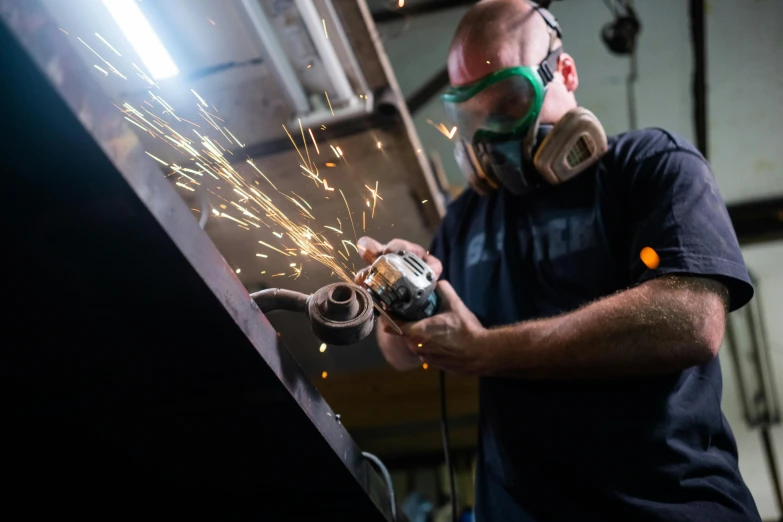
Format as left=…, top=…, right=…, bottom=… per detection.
left=441, top=48, right=562, bottom=144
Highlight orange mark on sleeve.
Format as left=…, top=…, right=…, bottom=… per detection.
left=640, top=247, right=660, bottom=269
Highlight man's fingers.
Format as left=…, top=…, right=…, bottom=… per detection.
left=436, top=280, right=460, bottom=312
left=424, top=255, right=443, bottom=280
left=359, top=237, right=442, bottom=279
left=383, top=239, right=427, bottom=258
left=383, top=239, right=443, bottom=279
left=357, top=236, right=384, bottom=265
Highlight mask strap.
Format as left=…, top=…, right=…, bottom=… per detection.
left=526, top=0, right=563, bottom=85
left=524, top=47, right=561, bottom=157
left=527, top=1, right=563, bottom=38
left=538, top=47, right=562, bottom=85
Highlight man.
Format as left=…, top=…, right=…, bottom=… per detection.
left=356, top=0, right=761, bottom=520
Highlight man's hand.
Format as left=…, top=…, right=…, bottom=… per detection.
left=354, top=236, right=442, bottom=286
left=355, top=236, right=443, bottom=372
left=402, top=281, right=488, bottom=376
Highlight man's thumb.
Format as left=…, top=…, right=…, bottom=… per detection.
left=436, top=280, right=460, bottom=312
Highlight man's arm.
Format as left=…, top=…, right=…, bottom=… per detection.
left=404, top=275, right=730, bottom=378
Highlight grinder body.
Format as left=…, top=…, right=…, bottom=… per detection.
left=363, top=251, right=440, bottom=321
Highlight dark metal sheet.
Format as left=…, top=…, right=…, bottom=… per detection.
left=0, top=2, right=392, bottom=519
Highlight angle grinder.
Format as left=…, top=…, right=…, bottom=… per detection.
left=362, top=251, right=440, bottom=321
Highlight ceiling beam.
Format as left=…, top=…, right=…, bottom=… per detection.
left=728, top=196, right=783, bottom=245
left=235, top=112, right=388, bottom=159
left=690, top=0, right=708, bottom=158
left=371, top=0, right=559, bottom=23
left=372, top=0, right=476, bottom=24
left=406, top=67, right=450, bottom=115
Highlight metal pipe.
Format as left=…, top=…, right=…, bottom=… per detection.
left=294, top=0, right=354, bottom=103
left=760, top=426, right=783, bottom=518
left=322, top=0, right=374, bottom=106
left=689, top=0, right=708, bottom=157
left=250, top=288, right=310, bottom=313
left=241, top=0, right=310, bottom=116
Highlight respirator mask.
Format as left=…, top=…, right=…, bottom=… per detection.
left=443, top=3, right=608, bottom=195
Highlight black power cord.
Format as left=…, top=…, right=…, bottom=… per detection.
left=440, top=370, right=458, bottom=522
left=363, top=371, right=454, bottom=522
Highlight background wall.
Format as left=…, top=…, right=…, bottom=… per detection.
left=726, top=240, right=783, bottom=518
left=378, top=7, right=470, bottom=187
left=707, top=0, right=783, bottom=204
left=378, top=0, right=783, bottom=518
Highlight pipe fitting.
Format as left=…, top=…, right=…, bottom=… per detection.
left=308, top=283, right=375, bottom=345
left=251, top=283, right=375, bottom=346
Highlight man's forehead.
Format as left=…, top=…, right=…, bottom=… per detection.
left=449, top=47, right=525, bottom=86
left=447, top=5, right=550, bottom=86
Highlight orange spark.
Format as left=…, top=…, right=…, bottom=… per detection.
left=308, top=128, right=320, bottom=154
left=325, top=91, right=334, bottom=116
left=640, top=247, right=660, bottom=269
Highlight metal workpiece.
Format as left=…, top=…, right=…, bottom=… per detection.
left=0, top=3, right=393, bottom=519
left=251, top=283, right=376, bottom=346
left=308, top=283, right=376, bottom=346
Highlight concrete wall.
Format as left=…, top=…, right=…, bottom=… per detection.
left=379, top=0, right=783, bottom=517
left=728, top=241, right=783, bottom=518
left=706, top=0, right=783, bottom=204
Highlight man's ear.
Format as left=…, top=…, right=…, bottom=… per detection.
left=558, top=53, right=578, bottom=92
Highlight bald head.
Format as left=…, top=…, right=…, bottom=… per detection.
left=447, top=0, right=579, bottom=123
left=448, top=0, right=559, bottom=86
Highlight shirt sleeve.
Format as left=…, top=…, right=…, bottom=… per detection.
left=627, top=149, right=753, bottom=311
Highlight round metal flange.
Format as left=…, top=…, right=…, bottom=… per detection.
left=307, top=283, right=375, bottom=345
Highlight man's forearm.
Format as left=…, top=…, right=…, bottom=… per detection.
left=481, top=276, right=729, bottom=379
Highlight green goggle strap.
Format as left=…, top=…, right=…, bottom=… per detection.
left=441, top=48, right=562, bottom=141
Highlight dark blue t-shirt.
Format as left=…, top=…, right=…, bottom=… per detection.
left=429, top=129, right=760, bottom=521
